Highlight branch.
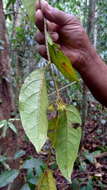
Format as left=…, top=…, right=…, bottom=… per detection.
left=48, top=80, right=80, bottom=96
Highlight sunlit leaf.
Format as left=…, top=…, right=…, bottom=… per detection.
left=19, top=69, right=48, bottom=152
left=36, top=169, right=57, bottom=190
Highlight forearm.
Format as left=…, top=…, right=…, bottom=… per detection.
left=74, top=48, right=107, bottom=107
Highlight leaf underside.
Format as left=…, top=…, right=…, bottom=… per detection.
left=48, top=105, right=81, bottom=182
left=19, top=69, right=48, bottom=152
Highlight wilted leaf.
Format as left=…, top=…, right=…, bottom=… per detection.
left=0, top=170, right=19, bottom=188
left=22, top=0, right=35, bottom=23
left=48, top=105, right=81, bottom=182
left=36, top=169, right=57, bottom=190
left=48, top=42, right=79, bottom=82
left=19, top=69, right=48, bottom=152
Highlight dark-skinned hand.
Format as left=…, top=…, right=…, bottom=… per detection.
left=35, top=0, right=95, bottom=72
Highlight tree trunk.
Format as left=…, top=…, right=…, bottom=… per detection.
left=0, top=0, right=15, bottom=120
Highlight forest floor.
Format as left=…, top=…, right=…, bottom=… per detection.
left=0, top=101, right=107, bottom=190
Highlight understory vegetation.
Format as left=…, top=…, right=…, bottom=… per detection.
left=0, top=0, right=107, bottom=189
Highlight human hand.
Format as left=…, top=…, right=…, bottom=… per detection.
left=35, top=0, right=95, bottom=72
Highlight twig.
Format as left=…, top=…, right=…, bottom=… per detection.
left=95, top=152, right=107, bottom=159
left=44, top=18, right=51, bottom=65
left=48, top=81, right=79, bottom=96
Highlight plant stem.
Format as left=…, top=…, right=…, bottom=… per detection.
left=44, top=18, right=51, bottom=65
left=39, top=0, right=60, bottom=100
left=48, top=80, right=80, bottom=96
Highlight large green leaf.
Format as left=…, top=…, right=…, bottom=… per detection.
left=22, top=0, right=35, bottom=23
left=48, top=105, right=81, bottom=182
left=19, top=69, right=48, bottom=152
left=36, top=169, right=57, bottom=190
left=56, top=111, right=81, bottom=182
left=0, top=170, right=19, bottom=188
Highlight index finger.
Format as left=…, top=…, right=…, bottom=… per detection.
left=35, top=0, right=71, bottom=26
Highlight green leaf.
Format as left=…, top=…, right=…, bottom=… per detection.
left=48, top=42, right=79, bottom=82
left=0, top=170, right=19, bottom=188
left=2, top=125, right=8, bottom=138
left=72, top=179, right=80, bottom=190
left=0, top=120, right=7, bottom=128
left=36, top=169, right=57, bottom=190
left=19, top=69, right=48, bottom=152
left=22, top=0, right=35, bottom=23
left=20, top=184, right=31, bottom=190
left=66, top=105, right=82, bottom=125
left=48, top=117, right=58, bottom=147
left=27, top=169, right=37, bottom=185
left=14, top=150, right=26, bottom=159
left=0, top=155, right=8, bottom=163
left=8, top=122, right=17, bottom=134
left=80, top=181, right=94, bottom=190
left=48, top=105, right=81, bottom=182
left=22, top=158, right=44, bottom=170
left=6, top=0, right=16, bottom=9
left=56, top=111, right=81, bottom=182
left=22, top=157, right=46, bottom=179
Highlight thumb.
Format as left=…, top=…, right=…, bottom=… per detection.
left=36, top=0, right=70, bottom=26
